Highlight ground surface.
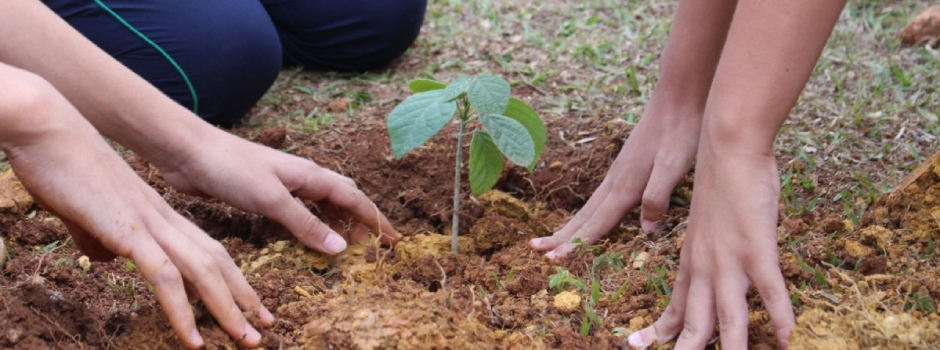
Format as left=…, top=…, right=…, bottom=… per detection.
left=1, top=0, right=939, bottom=349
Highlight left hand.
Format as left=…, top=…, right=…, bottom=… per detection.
left=156, top=131, right=397, bottom=254
left=627, top=150, right=794, bottom=349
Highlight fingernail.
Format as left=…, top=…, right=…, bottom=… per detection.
left=245, top=324, right=261, bottom=343
left=191, top=329, right=204, bottom=347
left=323, top=233, right=347, bottom=254
left=530, top=238, right=542, bottom=248
left=641, top=220, right=659, bottom=233
left=628, top=331, right=651, bottom=347
left=545, top=251, right=557, bottom=260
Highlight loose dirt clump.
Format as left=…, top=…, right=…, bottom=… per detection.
left=0, top=170, right=33, bottom=214
left=292, top=289, right=507, bottom=350
left=791, top=286, right=940, bottom=350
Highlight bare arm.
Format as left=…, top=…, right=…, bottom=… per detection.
left=630, top=0, right=847, bottom=349
left=531, top=0, right=738, bottom=257
left=0, top=62, right=273, bottom=349
left=0, top=0, right=206, bottom=167
left=0, top=0, right=396, bottom=255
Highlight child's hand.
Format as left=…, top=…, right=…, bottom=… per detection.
left=626, top=150, right=794, bottom=349
left=156, top=131, right=398, bottom=254
left=529, top=105, right=701, bottom=258
left=0, top=66, right=272, bottom=349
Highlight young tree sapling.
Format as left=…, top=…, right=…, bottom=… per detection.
left=387, top=74, right=546, bottom=253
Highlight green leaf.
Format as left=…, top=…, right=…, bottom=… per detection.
left=467, top=74, right=511, bottom=114
left=591, top=277, right=601, bottom=303
left=408, top=79, right=446, bottom=93
left=469, top=131, right=504, bottom=195
left=387, top=90, right=457, bottom=158
left=504, top=98, right=546, bottom=171
left=480, top=114, right=535, bottom=167
left=442, top=76, right=472, bottom=101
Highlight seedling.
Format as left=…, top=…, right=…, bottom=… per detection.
left=387, top=74, right=546, bottom=253
left=548, top=267, right=585, bottom=292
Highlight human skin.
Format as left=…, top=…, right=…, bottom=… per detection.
left=532, top=0, right=847, bottom=348
left=0, top=1, right=397, bottom=348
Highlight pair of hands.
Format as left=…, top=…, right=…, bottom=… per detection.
left=1, top=72, right=395, bottom=349
left=530, top=108, right=793, bottom=349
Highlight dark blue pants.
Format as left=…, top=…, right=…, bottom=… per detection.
left=43, top=0, right=427, bottom=126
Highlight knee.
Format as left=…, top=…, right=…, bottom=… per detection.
left=365, top=0, right=428, bottom=68
left=181, top=14, right=282, bottom=125
left=286, top=0, right=427, bottom=71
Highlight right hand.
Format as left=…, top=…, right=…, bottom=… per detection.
left=0, top=66, right=271, bottom=349
left=530, top=104, right=702, bottom=258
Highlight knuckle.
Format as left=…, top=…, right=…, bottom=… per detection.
left=717, top=308, right=741, bottom=330
left=662, top=303, right=683, bottom=320
left=760, top=284, right=789, bottom=309
left=207, top=241, right=231, bottom=260
left=679, top=319, right=703, bottom=341
left=640, top=193, right=666, bottom=211
left=190, top=255, right=217, bottom=278
left=153, top=264, right=184, bottom=287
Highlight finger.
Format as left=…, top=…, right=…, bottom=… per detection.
left=266, top=188, right=348, bottom=255
left=148, top=221, right=261, bottom=348
left=530, top=180, right=615, bottom=251
left=673, top=278, right=716, bottom=350
left=324, top=168, right=358, bottom=188
left=752, top=256, right=795, bottom=349
left=330, top=220, right=351, bottom=243
left=171, top=216, right=276, bottom=327
left=629, top=268, right=692, bottom=347
left=349, top=223, right=371, bottom=245
left=715, top=272, right=751, bottom=350
left=280, top=166, right=398, bottom=245
left=639, top=159, right=688, bottom=232
left=129, top=236, right=203, bottom=349
left=547, top=194, right=637, bottom=259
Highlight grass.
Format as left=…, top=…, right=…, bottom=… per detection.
left=0, top=0, right=937, bottom=345
left=246, top=0, right=937, bottom=224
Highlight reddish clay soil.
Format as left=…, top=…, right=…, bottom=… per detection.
left=1, top=111, right=938, bottom=349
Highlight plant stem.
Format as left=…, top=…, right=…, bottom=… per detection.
left=452, top=119, right=466, bottom=254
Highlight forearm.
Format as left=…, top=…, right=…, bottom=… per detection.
left=647, top=0, right=737, bottom=117
left=700, top=0, right=846, bottom=155
left=0, top=0, right=215, bottom=168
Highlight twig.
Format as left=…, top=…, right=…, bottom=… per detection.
left=29, top=306, right=84, bottom=349
left=434, top=259, right=449, bottom=308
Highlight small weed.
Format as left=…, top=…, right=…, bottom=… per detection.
left=579, top=303, right=602, bottom=336
left=592, top=252, right=625, bottom=273
left=549, top=267, right=584, bottom=292
left=610, top=280, right=630, bottom=303
left=904, top=293, right=937, bottom=313
left=590, top=277, right=602, bottom=303
left=53, top=257, right=75, bottom=268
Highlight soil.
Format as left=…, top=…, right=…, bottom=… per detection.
left=1, top=92, right=938, bottom=349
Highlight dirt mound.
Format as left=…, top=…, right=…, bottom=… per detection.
left=293, top=289, right=506, bottom=350
left=791, top=151, right=940, bottom=349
